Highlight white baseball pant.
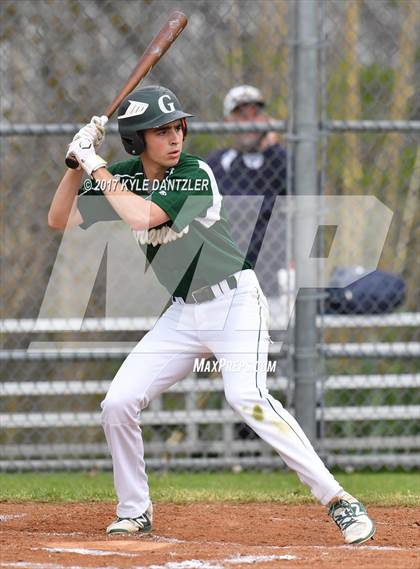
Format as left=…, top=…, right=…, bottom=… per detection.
left=101, top=269, right=343, bottom=517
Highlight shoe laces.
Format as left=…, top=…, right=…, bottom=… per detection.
left=329, top=499, right=366, bottom=531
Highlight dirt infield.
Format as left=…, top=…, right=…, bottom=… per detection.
left=0, top=502, right=419, bottom=569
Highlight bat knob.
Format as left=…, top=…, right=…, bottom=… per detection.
left=65, top=155, right=80, bottom=169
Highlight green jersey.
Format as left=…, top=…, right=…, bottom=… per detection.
left=78, top=152, right=252, bottom=299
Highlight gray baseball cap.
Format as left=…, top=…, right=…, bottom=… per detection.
left=223, top=85, right=265, bottom=117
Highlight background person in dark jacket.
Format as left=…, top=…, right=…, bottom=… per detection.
left=207, top=85, right=288, bottom=298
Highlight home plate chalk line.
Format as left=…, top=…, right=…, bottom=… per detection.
left=0, top=555, right=297, bottom=569
left=2, top=545, right=419, bottom=569
left=31, top=537, right=419, bottom=559
left=0, top=513, right=27, bottom=522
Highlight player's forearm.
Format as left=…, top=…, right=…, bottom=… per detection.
left=48, top=169, right=83, bottom=229
left=92, top=168, right=163, bottom=230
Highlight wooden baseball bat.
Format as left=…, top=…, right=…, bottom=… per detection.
left=66, top=10, right=188, bottom=169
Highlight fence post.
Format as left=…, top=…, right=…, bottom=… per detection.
left=291, top=0, right=320, bottom=442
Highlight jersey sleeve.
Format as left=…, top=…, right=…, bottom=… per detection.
left=150, top=157, right=218, bottom=233
left=77, top=163, right=124, bottom=230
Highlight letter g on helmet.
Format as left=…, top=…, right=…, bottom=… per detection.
left=118, top=85, right=193, bottom=156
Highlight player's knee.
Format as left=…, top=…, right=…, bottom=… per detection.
left=224, top=387, right=245, bottom=410
left=100, top=394, right=141, bottom=424
left=224, top=386, right=268, bottom=413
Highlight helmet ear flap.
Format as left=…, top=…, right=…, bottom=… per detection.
left=137, top=131, right=146, bottom=154
left=120, top=131, right=145, bottom=155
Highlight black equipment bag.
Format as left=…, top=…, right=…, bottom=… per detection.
left=324, top=267, right=406, bottom=315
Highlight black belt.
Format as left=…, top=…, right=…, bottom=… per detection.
left=173, top=275, right=238, bottom=304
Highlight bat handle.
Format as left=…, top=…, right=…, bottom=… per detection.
left=65, top=115, right=108, bottom=169
left=65, top=155, right=80, bottom=169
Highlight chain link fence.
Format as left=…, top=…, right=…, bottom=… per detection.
left=317, top=0, right=419, bottom=469
left=1, top=0, right=419, bottom=471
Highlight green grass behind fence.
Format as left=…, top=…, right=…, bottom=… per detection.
left=0, top=471, right=419, bottom=506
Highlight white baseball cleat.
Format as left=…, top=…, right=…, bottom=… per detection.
left=106, top=503, right=153, bottom=535
left=328, top=493, right=376, bottom=544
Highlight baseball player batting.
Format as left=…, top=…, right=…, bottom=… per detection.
left=48, top=85, right=375, bottom=544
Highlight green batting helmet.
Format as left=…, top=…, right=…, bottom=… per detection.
left=117, top=85, right=193, bottom=156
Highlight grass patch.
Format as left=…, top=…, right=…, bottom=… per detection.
left=0, top=471, right=418, bottom=506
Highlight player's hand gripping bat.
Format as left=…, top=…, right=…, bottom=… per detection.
left=65, top=11, right=188, bottom=169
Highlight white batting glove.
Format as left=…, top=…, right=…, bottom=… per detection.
left=73, top=115, right=108, bottom=151
left=66, top=136, right=107, bottom=176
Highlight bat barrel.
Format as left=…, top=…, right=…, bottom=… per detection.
left=104, top=11, right=188, bottom=118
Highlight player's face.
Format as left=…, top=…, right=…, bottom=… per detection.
left=143, top=120, right=183, bottom=168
